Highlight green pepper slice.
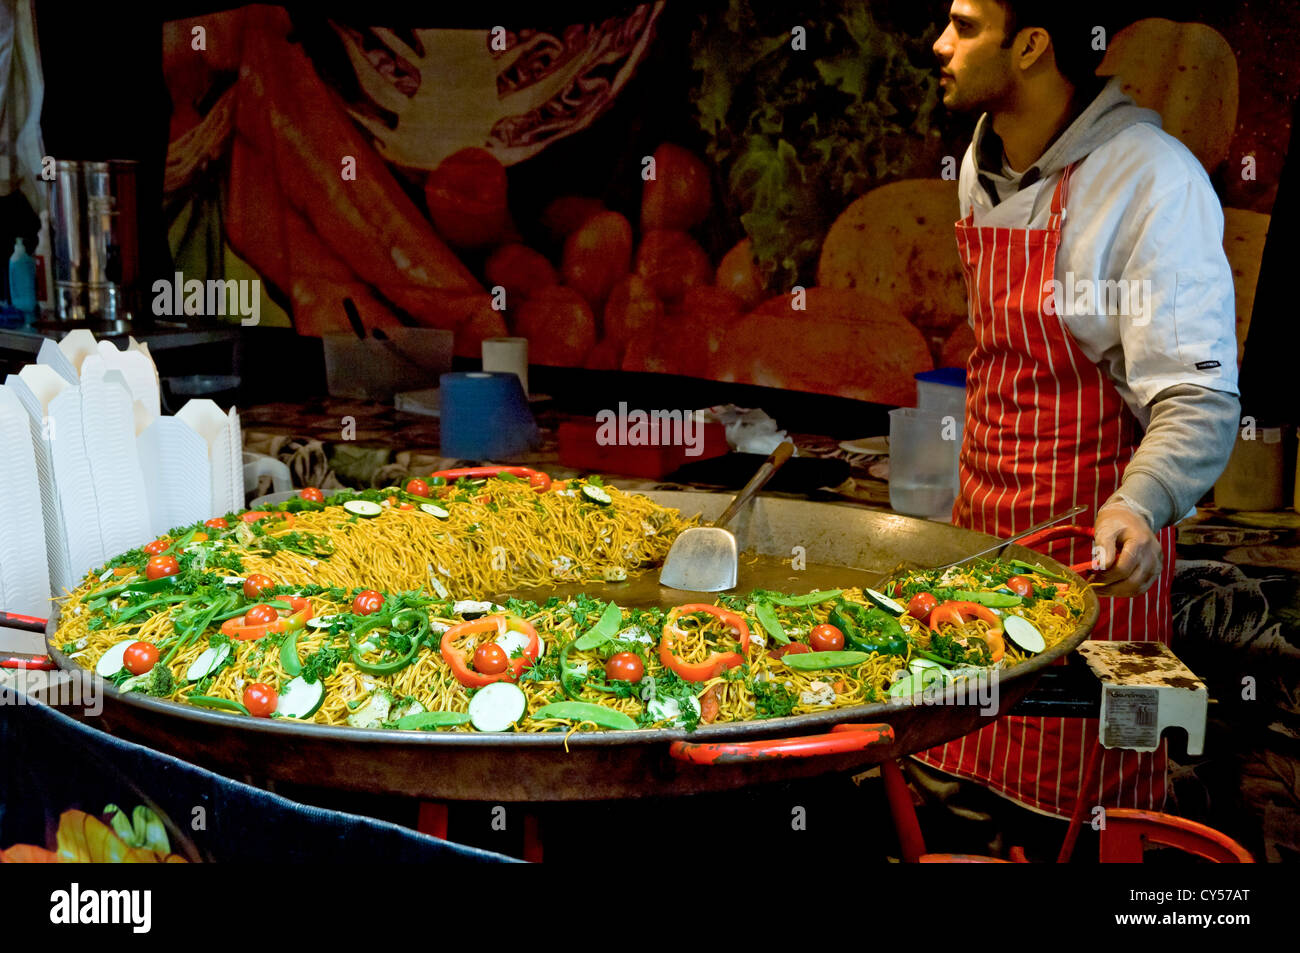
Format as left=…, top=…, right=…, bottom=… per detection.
left=186, top=695, right=251, bottom=716
left=828, top=602, right=908, bottom=655
left=349, top=610, right=426, bottom=676
left=81, top=574, right=178, bottom=603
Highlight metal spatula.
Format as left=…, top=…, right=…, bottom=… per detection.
left=659, top=441, right=795, bottom=592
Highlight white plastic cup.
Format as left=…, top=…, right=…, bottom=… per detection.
left=482, top=337, right=529, bottom=397
left=889, top=407, right=959, bottom=520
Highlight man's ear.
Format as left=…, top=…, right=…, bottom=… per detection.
left=1016, top=26, right=1053, bottom=72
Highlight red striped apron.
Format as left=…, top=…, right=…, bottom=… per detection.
left=913, top=162, right=1177, bottom=819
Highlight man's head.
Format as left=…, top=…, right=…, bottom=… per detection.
left=933, top=0, right=1111, bottom=114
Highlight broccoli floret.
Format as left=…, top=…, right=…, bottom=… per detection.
left=147, top=664, right=176, bottom=697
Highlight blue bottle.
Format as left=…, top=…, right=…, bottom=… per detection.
left=9, top=238, right=37, bottom=316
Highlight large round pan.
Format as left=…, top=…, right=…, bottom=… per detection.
left=44, top=493, right=1098, bottom=801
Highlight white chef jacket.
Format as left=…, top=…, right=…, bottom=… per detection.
left=957, top=121, right=1241, bottom=428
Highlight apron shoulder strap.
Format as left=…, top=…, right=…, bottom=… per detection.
left=1048, top=161, right=1079, bottom=228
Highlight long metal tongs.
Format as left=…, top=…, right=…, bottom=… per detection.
left=931, top=504, right=1087, bottom=572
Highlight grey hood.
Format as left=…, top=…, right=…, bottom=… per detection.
left=973, top=76, right=1163, bottom=204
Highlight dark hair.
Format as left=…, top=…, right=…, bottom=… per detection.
left=995, top=1, right=1120, bottom=88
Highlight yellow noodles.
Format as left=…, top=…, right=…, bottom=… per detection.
left=54, top=481, right=1086, bottom=733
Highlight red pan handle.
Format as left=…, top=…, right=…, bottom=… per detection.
left=1014, top=524, right=1094, bottom=574
left=0, top=613, right=55, bottom=670
left=428, top=466, right=551, bottom=492
left=669, top=722, right=894, bottom=765
left=0, top=612, right=48, bottom=633
left=1, top=655, right=56, bottom=670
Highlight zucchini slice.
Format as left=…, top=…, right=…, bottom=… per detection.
left=185, top=643, right=231, bottom=682
left=468, top=682, right=527, bottom=732
left=581, top=484, right=612, bottom=505
left=305, top=613, right=344, bottom=630
left=864, top=588, right=907, bottom=615
left=95, top=640, right=137, bottom=678
left=276, top=676, right=326, bottom=719
left=419, top=503, right=449, bottom=519
left=343, top=499, right=383, bottom=518
left=1003, top=615, right=1046, bottom=653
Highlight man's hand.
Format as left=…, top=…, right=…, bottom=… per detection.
left=1087, top=502, right=1162, bottom=597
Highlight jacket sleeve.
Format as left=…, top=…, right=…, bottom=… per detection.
left=1105, top=383, right=1240, bottom=528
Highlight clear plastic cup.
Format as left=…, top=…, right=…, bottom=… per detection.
left=888, top=407, right=960, bottom=520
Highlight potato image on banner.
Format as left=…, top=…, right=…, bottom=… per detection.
left=1098, top=19, right=1238, bottom=174
left=707, top=288, right=932, bottom=405
left=817, top=179, right=967, bottom=343
left=1221, top=208, right=1269, bottom=364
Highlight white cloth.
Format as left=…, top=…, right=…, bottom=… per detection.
left=0, top=0, right=45, bottom=214
left=958, top=122, right=1240, bottom=425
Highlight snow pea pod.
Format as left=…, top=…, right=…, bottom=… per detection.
left=782, top=650, right=871, bottom=671
left=770, top=590, right=842, bottom=607
left=573, top=602, right=623, bottom=651
left=1007, top=559, right=1068, bottom=583
left=754, top=602, right=790, bottom=645
left=953, top=589, right=1022, bottom=608
left=280, top=628, right=303, bottom=677
left=529, top=701, right=637, bottom=730
left=392, top=711, right=471, bottom=730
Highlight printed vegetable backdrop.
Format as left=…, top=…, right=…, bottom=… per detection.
left=161, top=1, right=1299, bottom=404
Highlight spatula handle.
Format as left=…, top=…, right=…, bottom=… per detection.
left=713, top=440, right=795, bottom=529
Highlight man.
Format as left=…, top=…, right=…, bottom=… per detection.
left=915, top=0, right=1241, bottom=847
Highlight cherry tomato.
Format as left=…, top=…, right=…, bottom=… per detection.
left=605, top=652, right=645, bottom=683
left=243, top=683, right=278, bottom=718
left=123, top=641, right=159, bottom=675
left=352, top=590, right=384, bottom=615
left=244, top=604, right=279, bottom=626
left=145, top=555, right=180, bottom=580
left=300, top=487, right=324, bottom=503
left=809, top=624, right=845, bottom=652
left=143, top=539, right=170, bottom=556
left=1005, top=575, right=1033, bottom=597
left=243, top=574, right=275, bottom=599
left=204, top=517, right=229, bottom=529
left=405, top=478, right=430, bottom=497
left=473, top=643, right=509, bottom=675
left=907, top=592, right=939, bottom=624
left=1052, top=604, right=1069, bottom=617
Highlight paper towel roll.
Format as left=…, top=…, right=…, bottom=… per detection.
left=481, top=337, right=529, bottom=397
left=440, top=371, right=539, bottom=460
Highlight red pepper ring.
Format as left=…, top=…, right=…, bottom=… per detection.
left=240, top=510, right=297, bottom=530
left=429, top=466, right=552, bottom=493
left=441, top=614, right=541, bottom=687
left=221, top=596, right=314, bottom=642
left=928, top=600, right=1004, bottom=662
left=660, top=603, right=752, bottom=683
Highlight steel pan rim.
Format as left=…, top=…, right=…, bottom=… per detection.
left=43, top=536, right=1097, bottom=748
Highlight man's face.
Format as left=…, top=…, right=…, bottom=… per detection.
left=933, top=0, right=1017, bottom=113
